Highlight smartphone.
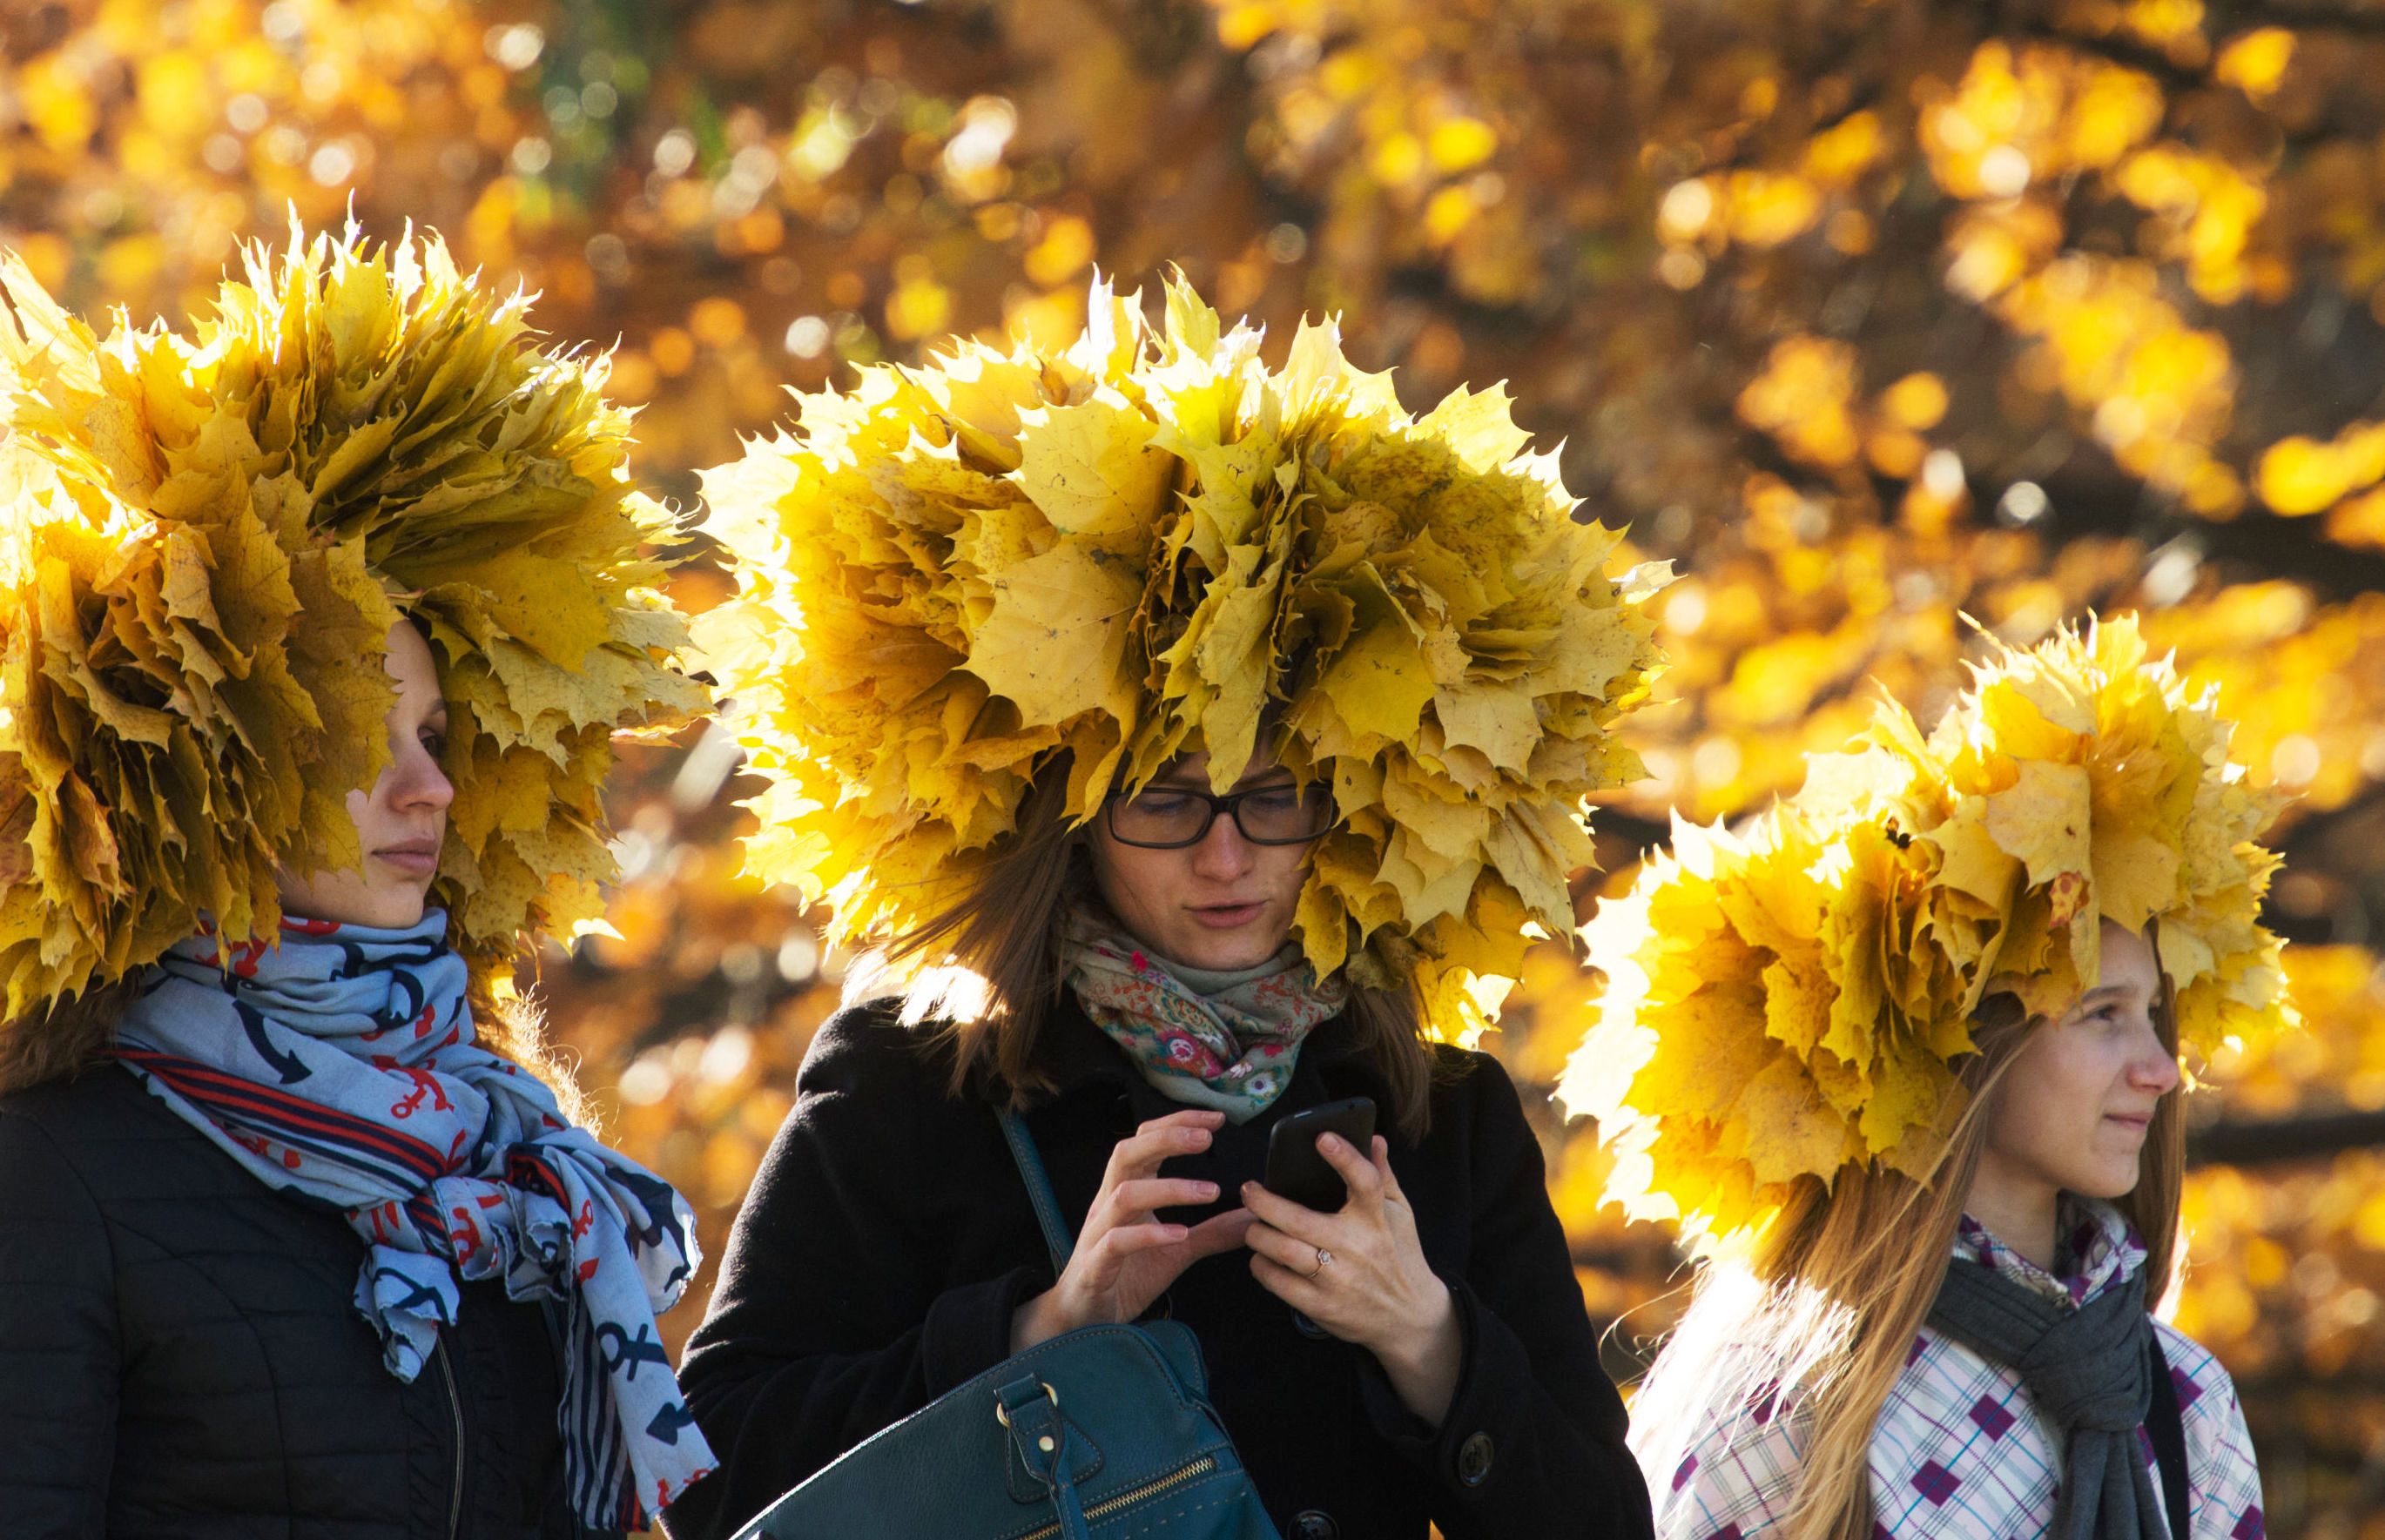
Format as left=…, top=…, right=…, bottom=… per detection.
left=1263, top=1096, right=1378, bottom=1212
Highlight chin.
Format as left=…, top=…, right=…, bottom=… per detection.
left=1170, top=927, right=1285, bottom=972
left=2069, top=1165, right=2145, bottom=1201
left=286, top=891, right=431, bottom=932
left=1180, top=940, right=1270, bottom=971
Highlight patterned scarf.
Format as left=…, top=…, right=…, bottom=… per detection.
left=111, top=912, right=716, bottom=1530
left=1061, top=906, right=1347, bottom=1122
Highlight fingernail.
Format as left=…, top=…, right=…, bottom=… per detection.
left=1242, top=1180, right=1257, bottom=1195
left=1196, top=1181, right=1218, bottom=1198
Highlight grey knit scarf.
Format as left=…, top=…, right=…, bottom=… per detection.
left=1926, top=1256, right=2167, bottom=1540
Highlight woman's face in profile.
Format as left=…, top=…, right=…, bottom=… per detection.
left=1980, top=918, right=2180, bottom=1201
left=273, top=621, right=455, bottom=931
left=1085, top=750, right=1319, bottom=972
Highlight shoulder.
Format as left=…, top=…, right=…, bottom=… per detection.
left=2152, top=1319, right=2252, bottom=1442
left=766, top=999, right=988, bottom=1168
left=0, top=1066, right=177, bottom=1262
left=1644, top=1361, right=1811, bottom=1540
left=0, top=1064, right=188, bottom=1185
left=1415, top=1042, right=1541, bottom=1158
left=1422, top=1041, right=1527, bottom=1119
left=2150, top=1321, right=2265, bottom=1530
left=796, top=997, right=962, bottom=1101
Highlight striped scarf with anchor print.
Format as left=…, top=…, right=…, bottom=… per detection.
left=112, top=911, right=716, bottom=1530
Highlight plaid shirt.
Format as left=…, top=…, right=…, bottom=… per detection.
left=1650, top=1200, right=2266, bottom=1539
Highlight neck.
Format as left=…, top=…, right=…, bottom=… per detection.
left=1963, top=1151, right=2061, bottom=1272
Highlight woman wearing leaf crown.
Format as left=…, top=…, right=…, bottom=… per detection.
left=664, top=279, right=1665, bottom=1540
left=1562, top=618, right=2279, bottom=1540
left=0, top=229, right=718, bottom=1536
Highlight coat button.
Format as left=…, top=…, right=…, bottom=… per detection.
left=1291, top=1511, right=1337, bottom=1540
left=1457, top=1430, right=1495, bottom=1487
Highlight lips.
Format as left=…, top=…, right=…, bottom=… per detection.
left=1189, top=901, right=1267, bottom=929
left=373, top=840, right=441, bottom=878
left=2104, top=1113, right=2153, bottom=1133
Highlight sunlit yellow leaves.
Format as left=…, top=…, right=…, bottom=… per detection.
left=2214, top=28, right=2295, bottom=104
left=883, top=259, right=953, bottom=342
left=1880, top=373, right=1950, bottom=432
left=0, top=227, right=705, bottom=1013
left=1718, top=171, right=1824, bottom=250
left=2255, top=420, right=2385, bottom=517
left=1737, top=344, right=1970, bottom=491
left=1427, top=117, right=1498, bottom=175
left=1738, top=337, right=1861, bottom=469
left=2114, top=144, right=2269, bottom=304
left=1804, top=111, right=1886, bottom=185
left=2174, top=1144, right=2385, bottom=1390
left=1943, top=198, right=2066, bottom=302
left=695, top=273, right=1664, bottom=1039
left=1998, top=256, right=2242, bottom=514
left=18, top=52, right=101, bottom=154
left=1565, top=616, right=2294, bottom=1251
left=2141, top=587, right=2385, bottom=817
left=1919, top=42, right=2164, bottom=200
left=1024, top=216, right=1096, bottom=287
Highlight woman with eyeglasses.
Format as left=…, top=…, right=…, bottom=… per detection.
left=662, top=284, right=1661, bottom=1540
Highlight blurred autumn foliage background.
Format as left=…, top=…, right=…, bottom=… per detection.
left=10, top=0, right=2385, bottom=1530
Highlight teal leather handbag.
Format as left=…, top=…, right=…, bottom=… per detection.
left=728, top=1110, right=1282, bottom=1540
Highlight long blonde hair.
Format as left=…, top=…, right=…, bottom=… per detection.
left=1629, top=979, right=2186, bottom=1540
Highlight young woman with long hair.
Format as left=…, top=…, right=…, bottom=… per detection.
left=1565, top=619, right=2280, bottom=1540
left=663, top=280, right=1667, bottom=1539
left=0, top=229, right=717, bottom=1537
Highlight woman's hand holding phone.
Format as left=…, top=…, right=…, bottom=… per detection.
left=1242, top=1132, right=1464, bottom=1429
left=1009, top=1108, right=1257, bottom=1352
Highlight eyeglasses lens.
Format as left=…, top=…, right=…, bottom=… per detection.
left=1109, top=784, right=1331, bottom=847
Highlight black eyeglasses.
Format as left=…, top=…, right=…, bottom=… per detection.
left=1102, top=780, right=1335, bottom=850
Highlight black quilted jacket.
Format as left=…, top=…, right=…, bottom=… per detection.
left=0, top=1064, right=623, bottom=1540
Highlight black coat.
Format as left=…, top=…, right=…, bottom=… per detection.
left=664, top=997, right=1654, bottom=1540
left=0, top=1064, right=621, bottom=1540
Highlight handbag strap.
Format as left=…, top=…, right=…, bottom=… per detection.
left=2145, top=1331, right=2192, bottom=1539
left=998, top=1106, right=1076, bottom=1278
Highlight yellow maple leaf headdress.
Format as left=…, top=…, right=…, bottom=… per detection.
left=694, top=276, right=1666, bottom=1037
left=1558, top=615, right=2294, bottom=1250
left=0, top=224, right=707, bottom=1019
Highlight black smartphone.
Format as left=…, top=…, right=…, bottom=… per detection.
left=1263, top=1096, right=1378, bottom=1212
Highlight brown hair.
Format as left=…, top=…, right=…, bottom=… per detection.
left=1628, top=967, right=2186, bottom=1540
left=0, top=979, right=140, bottom=1095
left=880, top=756, right=1440, bottom=1141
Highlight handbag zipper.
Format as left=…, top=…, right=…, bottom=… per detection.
left=433, top=1334, right=465, bottom=1540
left=1017, top=1455, right=1218, bottom=1540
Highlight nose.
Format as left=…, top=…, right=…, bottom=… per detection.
left=1189, top=807, right=1257, bottom=878
left=2127, top=1019, right=2181, bottom=1097
left=389, top=737, right=455, bottom=816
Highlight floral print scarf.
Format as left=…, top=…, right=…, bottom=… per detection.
left=1061, top=904, right=1347, bottom=1122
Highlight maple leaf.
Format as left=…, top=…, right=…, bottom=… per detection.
left=0, top=225, right=707, bottom=1018
left=1561, top=615, right=2298, bottom=1253
left=695, top=272, right=1667, bottom=1035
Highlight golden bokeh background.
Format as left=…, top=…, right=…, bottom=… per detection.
left=10, top=0, right=2385, bottom=1530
